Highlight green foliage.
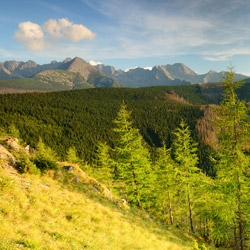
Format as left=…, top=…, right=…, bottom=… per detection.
left=210, top=68, right=250, bottom=248
left=16, top=154, right=40, bottom=175
left=113, top=104, right=154, bottom=207
left=0, top=85, right=210, bottom=172
left=172, top=121, right=201, bottom=233
left=153, top=146, right=177, bottom=224
left=95, top=142, right=114, bottom=184
left=33, top=138, right=58, bottom=171
left=7, top=124, right=20, bottom=139
left=66, top=146, right=79, bottom=163
left=173, top=120, right=199, bottom=174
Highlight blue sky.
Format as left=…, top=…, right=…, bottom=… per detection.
left=1, top=0, right=250, bottom=75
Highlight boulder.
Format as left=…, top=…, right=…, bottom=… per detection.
left=3, top=137, right=20, bottom=152
left=74, top=176, right=79, bottom=184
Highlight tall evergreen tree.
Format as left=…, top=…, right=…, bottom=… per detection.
left=113, top=104, right=153, bottom=208
left=173, top=120, right=200, bottom=233
left=212, top=68, right=250, bottom=249
left=154, top=146, right=177, bottom=225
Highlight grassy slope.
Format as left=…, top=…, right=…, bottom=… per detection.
left=0, top=163, right=201, bottom=250
left=0, top=78, right=71, bottom=92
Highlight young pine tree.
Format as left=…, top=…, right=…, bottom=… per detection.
left=34, top=138, right=58, bottom=171
left=154, top=146, right=177, bottom=225
left=212, top=68, right=250, bottom=249
left=96, top=141, right=114, bottom=195
left=113, top=104, right=154, bottom=208
left=173, top=120, right=200, bottom=233
left=66, top=146, right=79, bottom=163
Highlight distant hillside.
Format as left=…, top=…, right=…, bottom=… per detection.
left=96, top=63, right=248, bottom=87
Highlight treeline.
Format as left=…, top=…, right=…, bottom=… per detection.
left=0, top=84, right=214, bottom=175
left=94, top=69, right=250, bottom=249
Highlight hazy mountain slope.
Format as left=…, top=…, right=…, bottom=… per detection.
left=62, top=57, right=120, bottom=88
left=96, top=63, right=248, bottom=86
left=0, top=57, right=120, bottom=92
left=33, top=70, right=94, bottom=89
left=0, top=57, right=248, bottom=89
left=96, top=64, right=190, bottom=87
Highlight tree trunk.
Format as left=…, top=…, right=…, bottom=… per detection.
left=234, top=224, right=237, bottom=249
left=187, top=187, right=194, bottom=233
left=168, top=190, right=174, bottom=225
left=237, top=175, right=244, bottom=250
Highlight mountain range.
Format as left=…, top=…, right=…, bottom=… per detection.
left=95, top=63, right=248, bottom=87
left=0, top=57, right=248, bottom=92
left=0, top=57, right=120, bottom=92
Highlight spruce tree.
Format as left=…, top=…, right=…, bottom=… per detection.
left=113, top=104, right=153, bottom=208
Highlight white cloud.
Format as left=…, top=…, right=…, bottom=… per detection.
left=14, top=21, right=45, bottom=51
left=43, top=18, right=95, bottom=42
left=89, top=60, right=102, bottom=66
left=14, top=18, right=95, bottom=51
left=202, top=48, right=250, bottom=61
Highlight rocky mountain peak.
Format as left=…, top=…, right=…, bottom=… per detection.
left=166, top=63, right=198, bottom=76
left=19, top=60, right=37, bottom=70
left=3, top=60, right=22, bottom=72
left=63, top=57, right=72, bottom=63
left=66, top=57, right=96, bottom=80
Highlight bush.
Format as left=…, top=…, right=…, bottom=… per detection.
left=16, top=155, right=40, bottom=175
left=33, top=157, right=58, bottom=172
left=33, top=138, right=58, bottom=172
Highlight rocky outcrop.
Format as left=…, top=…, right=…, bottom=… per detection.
left=0, top=144, right=16, bottom=166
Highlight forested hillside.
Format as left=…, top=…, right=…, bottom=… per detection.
left=0, top=85, right=215, bottom=175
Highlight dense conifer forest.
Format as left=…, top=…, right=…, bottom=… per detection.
left=0, top=84, right=214, bottom=173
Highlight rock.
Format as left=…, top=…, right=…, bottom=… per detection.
left=92, top=186, right=99, bottom=194
left=0, top=144, right=16, bottom=165
left=74, top=176, right=79, bottom=184
left=63, top=165, right=74, bottom=172
left=5, top=137, right=20, bottom=152
left=121, top=198, right=127, bottom=205
left=23, top=145, right=30, bottom=154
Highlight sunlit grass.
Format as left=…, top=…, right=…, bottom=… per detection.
left=0, top=165, right=199, bottom=250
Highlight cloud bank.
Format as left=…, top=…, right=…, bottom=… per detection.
left=14, top=18, right=95, bottom=51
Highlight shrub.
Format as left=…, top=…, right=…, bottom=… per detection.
left=33, top=138, right=58, bottom=172
left=33, top=157, right=58, bottom=172
left=16, top=155, right=40, bottom=175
